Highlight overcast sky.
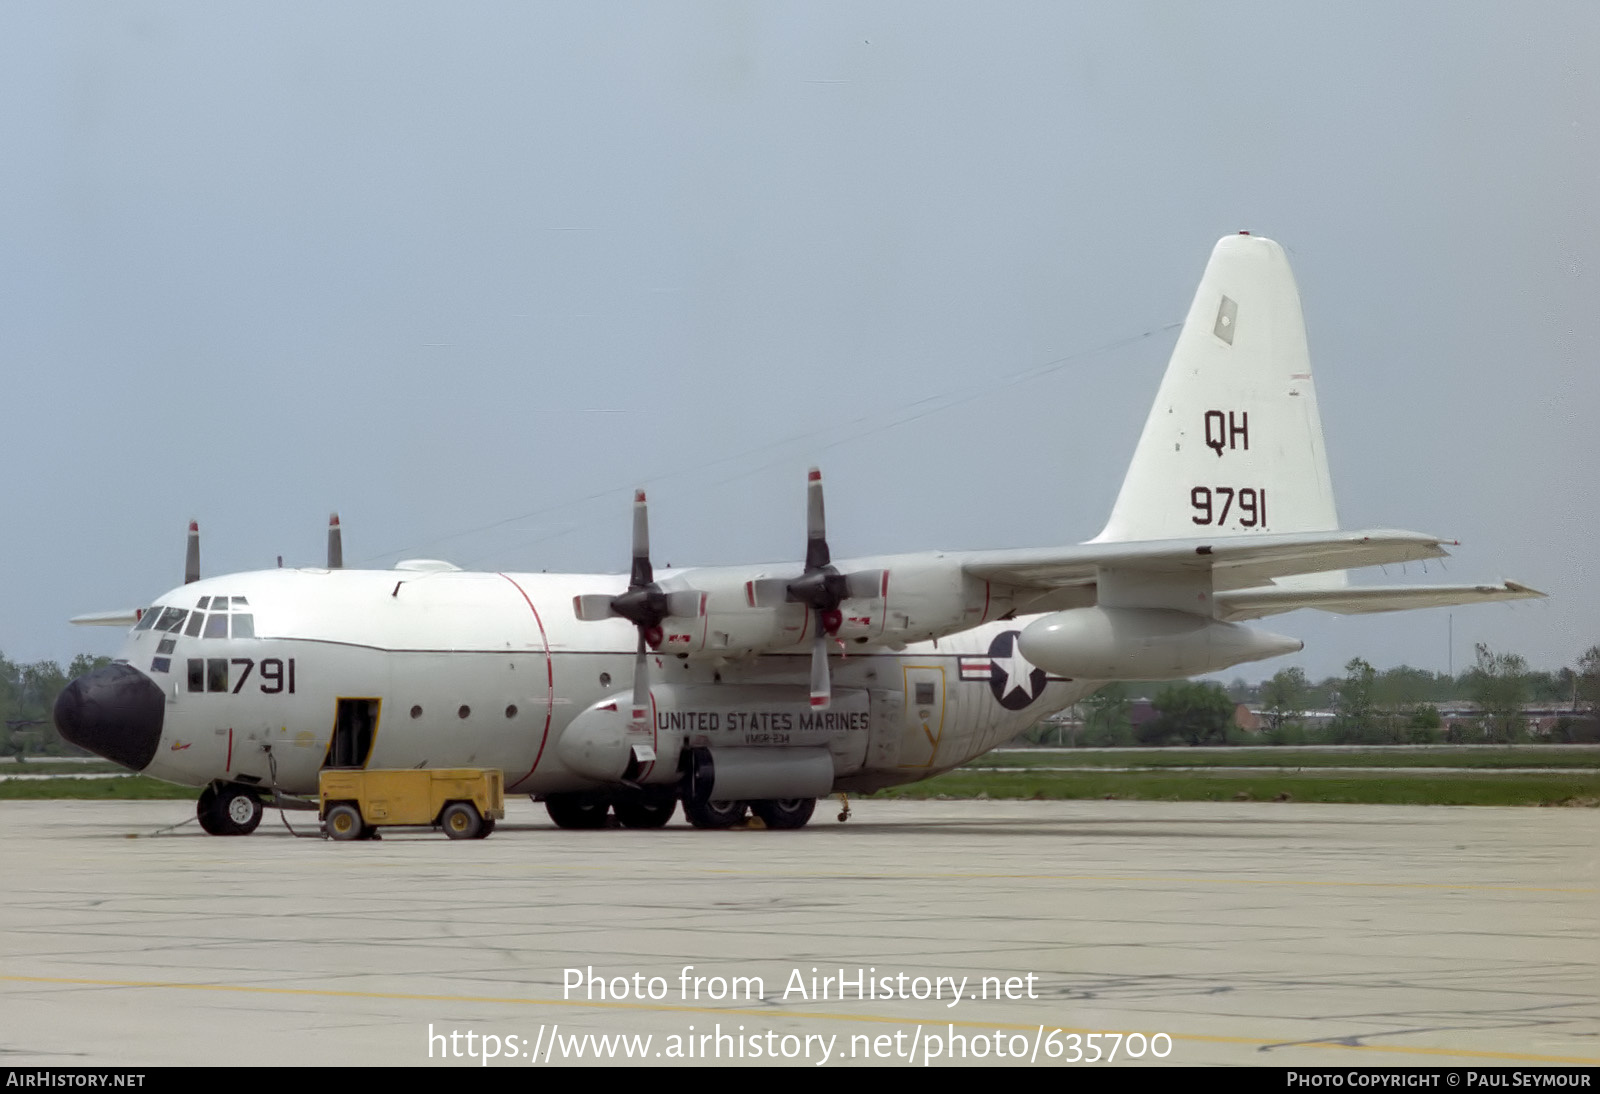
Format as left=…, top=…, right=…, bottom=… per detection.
left=3, top=3, right=1595, bottom=683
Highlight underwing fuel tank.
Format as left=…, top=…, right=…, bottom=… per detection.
left=1017, top=606, right=1302, bottom=680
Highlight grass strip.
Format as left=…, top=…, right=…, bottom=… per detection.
left=876, top=769, right=1600, bottom=807
left=979, top=747, right=1600, bottom=770
left=0, top=777, right=200, bottom=800
left=0, top=761, right=128, bottom=776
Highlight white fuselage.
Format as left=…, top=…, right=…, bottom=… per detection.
left=122, top=566, right=1089, bottom=796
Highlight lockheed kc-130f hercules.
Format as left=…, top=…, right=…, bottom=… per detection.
left=54, top=234, right=1540, bottom=836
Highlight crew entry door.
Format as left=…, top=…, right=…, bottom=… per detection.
left=325, top=698, right=380, bottom=769
left=898, top=666, right=946, bottom=768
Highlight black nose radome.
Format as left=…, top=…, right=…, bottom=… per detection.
left=54, top=664, right=166, bottom=772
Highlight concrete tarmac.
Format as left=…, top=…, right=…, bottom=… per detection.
left=1, top=798, right=1595, bottom=1068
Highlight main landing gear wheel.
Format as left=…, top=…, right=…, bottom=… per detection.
left=614, top=790, right=676, bottom=829
left=325, top=803, right=363, bottom=841
left=197, top=784, right=263, bottom=836
left=544, top=793, right=610, bottom=830
left=441, top=801, right=484, bottom=840
left=750, top=798, right=816, bottom=830
left=682, top=798, right=747, bottom=830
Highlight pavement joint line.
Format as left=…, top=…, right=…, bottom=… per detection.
left=480, top=864, right=1594, bottom=893
left=4, top=975, right=1596, bottom=1065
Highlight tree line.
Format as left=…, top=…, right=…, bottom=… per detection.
left=1054, top=644, right=1600, bottom=747
left=0, top=653, right=111, bottom=757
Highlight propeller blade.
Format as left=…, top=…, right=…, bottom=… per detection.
left=573, top=594, right=618, bottom=622
left=809, top=620, right=831, bottom=709
left=630, top=489, right=652, bottom=588
left=327, top=513, right=343, bottom=569
left=184, top=521, right=200, bottom=585
left=631, top=633, right=650, bottom=726
left=804, top=467, right=830, bottom=571
left=746, top=577, right=790, bottom=609
left=665, top=590, right=706, bottom=618
left=845, top=569, right=888, bottom=599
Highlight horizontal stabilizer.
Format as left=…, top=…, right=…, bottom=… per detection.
left=962, top=528, right=1449, bottom=594
left=1216, top=581, right=1544, bottom=622
left=70, top=610, right=141, bottom=627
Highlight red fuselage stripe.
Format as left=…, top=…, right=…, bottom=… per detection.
left=498, top=574, right=555, bottom=791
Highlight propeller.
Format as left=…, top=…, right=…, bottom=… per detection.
left=573, top=490, right=703, bottom=726
left=184, top=521, right=201, bottom=585
left=327, top=513, right=343, bottom=569
left=753, top=469, right=886, bottom=710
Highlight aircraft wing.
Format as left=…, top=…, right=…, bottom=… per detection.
left=1214, top=581, right=1544, bottom=622
left=959, top=527, right=1450, bottom=593
left=69, top=610, right=141, bottom=627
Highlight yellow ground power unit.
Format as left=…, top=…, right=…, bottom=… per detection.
left=318, top=768, right=505, bottom=840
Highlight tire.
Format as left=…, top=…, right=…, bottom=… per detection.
left=544, top=793, right=610, bottom=830
left=473, top=816, right=496, bottom=839
left=197, top=784, right=261, bottom=836
left=325, top=802, right=363, bottom=841
left=441, top=801, right=484, bottom=840
left=196, top=786, right=227, bottom=835
left=682, top=798, right=747, bottom=830
left=614, top=790, right=676, bottom=829
left=221, top=785, right=263, bottom=835
left=750, top=798, right=816, bottom=830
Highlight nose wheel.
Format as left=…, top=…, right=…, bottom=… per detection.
left=197, top=784, right=263, bottom=836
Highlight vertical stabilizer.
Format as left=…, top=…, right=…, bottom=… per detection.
left=1094, top=234, right=1341, bottom=560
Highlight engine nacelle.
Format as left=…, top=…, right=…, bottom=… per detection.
left=1017, top=606, right=1302, bottom=680
left=557, top=699, right=658, bottom=782
left=559, top=685, right=873, bottom=786
left=658, top=562, right=1007, bottom=655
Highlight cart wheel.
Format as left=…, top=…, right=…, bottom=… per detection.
left=325, top=803, right=363, bottom=842
left=441, top=801, right=483, bottom=840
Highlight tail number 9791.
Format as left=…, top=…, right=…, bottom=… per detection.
left=1191, top=486, right=1266, bottom=528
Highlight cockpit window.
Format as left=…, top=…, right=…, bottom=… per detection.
left=134, top=609, right=160, bottom=631
left=232, top=597, right=249, bottom=608
left=195, top=596, right=211, bottom=610
left=155, top=608, right=188, bottom=633
left=231, top=614, right=255, bottom=639
left=184, top=612, right=206, bottom=638
left=203, top=613, right=228, bottom=639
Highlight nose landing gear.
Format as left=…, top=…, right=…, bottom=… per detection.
left=196, top=783, right=263, bottom=836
